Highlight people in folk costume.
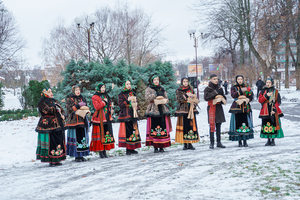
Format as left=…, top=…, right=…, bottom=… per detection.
left=258, top=78, right=284, bottom=146
left=65, top=85, right=90, bottom=162
left=35, top=88, right=67, bottom=167
left=117, top=80, right=141, bottom=155
left=90, top=83, right=115, bottom=158
left=204, top=74, right=227, bottom=149
left=145, top=75, right=172, bottom=153
left=228, top=75, right=254, bottom=147
left=175, top=77, right=200, bottom=150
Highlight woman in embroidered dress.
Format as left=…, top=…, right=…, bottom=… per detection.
left=90, top=83, right=115, bottom=158
left=204, top=74, right=227, bottom=149
left=35, top=88, right=67, bottom=167
left=259, top=78, right=284, bottom=146
left=118, top=81, right=141, bottom=155
left=175, top=77, right=199, bottom=150
left=145, top=75, right=172, bottom=153
left=228, top=75, right=254, bottom=147
left=66, top=85, right=90, bottom=162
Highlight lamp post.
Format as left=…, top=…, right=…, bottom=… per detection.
left=188, top=28, right=204, bottom=99
left=75, top=15, right=97, bottom=62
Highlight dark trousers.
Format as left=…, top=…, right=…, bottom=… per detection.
left=224, top=87, right=228, bottom=95
left=257, top=88, right=261, bottom=99
left=210, top=123, right=221, bottom=143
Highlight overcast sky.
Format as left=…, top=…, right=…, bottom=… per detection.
left=4, top=0, right=212, bottom=68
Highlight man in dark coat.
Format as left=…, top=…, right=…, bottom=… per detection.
left=218, top=79, right=222, bottom=87
left=256, top=77, right=264, bottom=99
left=223, top=80, right=228, bottom=95
left=204, top=74, right=226, bottom=149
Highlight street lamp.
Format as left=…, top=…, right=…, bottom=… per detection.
left=75, top=15, right=97, bottom=62
left=188, top=28, right=204, bottom=99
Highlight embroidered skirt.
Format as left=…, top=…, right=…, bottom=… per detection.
left=36, top=131, right=66, bottom=164
left=175, top=115, right=199, bottom=144
left=146, top=115, right=171, bottom=148
left=66, top=127, right=90, bottom=157
left=228, top=112, right=254, bottom=141
left=90, top=124, right=115, bottom=152
left=118, top=121, right=141, bottom=150
left=260, top=118, right=284, bottom=138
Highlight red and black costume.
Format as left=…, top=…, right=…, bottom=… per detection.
left=258, top=78, right=284, bottom=146
left=90, top=83, right=115, bottom=158
left=118, top=81, right=141, bottom=155
left=204, top=75, right=226, bottom=149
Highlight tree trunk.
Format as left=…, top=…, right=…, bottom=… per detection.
left=241, top=0, right=269, bottom=79
left=271, top=42, right=279, bottom=89
left=296, top=1, right=300, bottom=90
left=240, top=31, right=244, bottom=66
left=231, top=51, right=237, bottom=85
left=285, top=35, right=290, bottom=88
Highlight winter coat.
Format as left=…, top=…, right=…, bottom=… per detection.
left=229, top=85, right=253, bottom=114
left=35, top=98, right=66, bottom=133
left=145, top=87, right=170, bottom=117
left=174, top=88, right=198, bottom=116
left=65, top=94, right=87, bottom=129
left=91, top=94, right=113, bottom=124
left=204, top=82, right=226, bottom=123
left=117, top=91, right=139, bottom=122
left=256, top=80, right=264, bottom=90
left=258, top=88, right=283, bottom=118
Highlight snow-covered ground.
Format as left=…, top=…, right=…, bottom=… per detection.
left=2, top=88, right=22, bottom=110
left=0, top=88, right=300, bottom=199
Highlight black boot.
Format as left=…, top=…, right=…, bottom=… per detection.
left=238, top=140, right=243, bottom=147
left=103, top=150, right=109, bottom=158
left=154, top=148, right=159, bottom=153
left=75, top=157, right=82, bottom=162
left=131, top=149, right=138, bottom=154
left=270, top=139, right=275, bottom=146
left=99, top=151, right=105, bottom=158
left=217, top=142, right=226, bottom=148
left=187, top=143, right=195, bottom=150
left=80, top=157, right=87, bottom=162
left=243, top=140, right=248, bottom=147
left=49, top=162, right=62, bottom=167
left=183, top=143, right=188, bottom=150
left=126, top=149, right=131, bottom=155
left=159, top=148, right=165, bottom=152
left=216, top=124, right=226, bottom=148
left=265, top=139, right=271, bottom=146
left=209, top=132, right=214, bottom=149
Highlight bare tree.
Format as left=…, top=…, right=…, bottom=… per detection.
left=0, top=2, right=26, bottom=70
left=40, top=2, right=166, bottom=72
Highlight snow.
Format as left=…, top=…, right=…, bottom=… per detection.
left=2, top=88, right=22, bottom=110
left=0, top=89, right=300, bottom=199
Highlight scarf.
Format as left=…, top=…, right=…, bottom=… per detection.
left=71, top=85, right=80, bottom=94
left=208, top=100, right=216, bottom=132
left=122, top=81, right=136, bottom=108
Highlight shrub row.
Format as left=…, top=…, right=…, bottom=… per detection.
left=0, top=109, right=39, bottom=122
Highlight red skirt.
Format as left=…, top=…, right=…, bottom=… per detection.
left=118, top=122, right=141, bottom=150
left=90, top=124, right=115, bottom=152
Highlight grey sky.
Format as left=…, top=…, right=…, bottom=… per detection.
left=4, top=0, right=212, bottom=68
